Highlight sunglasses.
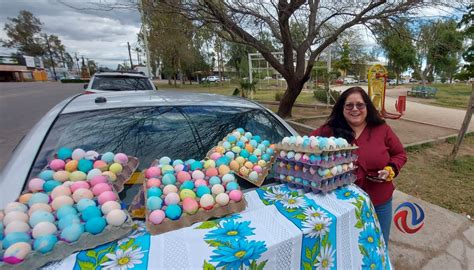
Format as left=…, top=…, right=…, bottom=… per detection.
left=344, top=102, right=366, bottom=110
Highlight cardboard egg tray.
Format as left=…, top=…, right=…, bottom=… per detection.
left=276, top=153, right=357, bottom=169
left=274, top=143, right=358, bottom=154
left=112, top=156, right=139, bottom=193
left=273, top=159, right=358, bottom=182
left=274, top=172, right=357, bottom=194
left=143, top=160, right=247, bottom=235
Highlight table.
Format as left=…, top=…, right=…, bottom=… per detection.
left=44, top=184, right=391, bottom=270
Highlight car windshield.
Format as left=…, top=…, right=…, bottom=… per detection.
left=29, top=105, right=291, bottom=206
left=91, top=75, right=153, bottom=90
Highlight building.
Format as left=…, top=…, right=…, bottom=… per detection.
left=0, top=56, right=33, bottom=82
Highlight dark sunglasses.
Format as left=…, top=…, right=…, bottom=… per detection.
left=344, top=102, right=366, bottom=110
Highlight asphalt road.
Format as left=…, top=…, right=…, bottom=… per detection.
left=0, top=82, right=84, bottom=171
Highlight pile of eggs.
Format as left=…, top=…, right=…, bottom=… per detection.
left=280, top=135, right=351, bottom=151
left=144, top=157, right=244, bottom=225
left=207, top=128, right=275, bottom=183
left=0, top=148, right=130, bottom=265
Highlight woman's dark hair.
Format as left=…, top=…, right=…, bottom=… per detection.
left=326, top=86, right=385, bottom=142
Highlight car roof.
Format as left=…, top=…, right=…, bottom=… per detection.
left=62, top=90, right=262, bottom=114
left=94, top=72, right=147, bottom=78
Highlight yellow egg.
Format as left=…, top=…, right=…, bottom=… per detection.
left=235, top=157, right=246, bottom=166
left=4, top=242, right=31, bottom=262
left=204, top=160, right=216, bottom=169
left=218, top=165, right=230, bottom=176
left=239, top=166, right=250, bottom=176
left=229, top=160, right=240, bottom=171
left=53, top=170, right=70, bottom=182
left=257, top=160, right=267, bottom=167
left=102, top=171, right=117, bottom=182
left=65, top=160, right=78, bottom=172
left=179, top=189, right=196, bottom=200
left=244, top=161, right=253, bottom=169
left=109, top=163, right=123, bottom=174
left=69, top=171, right=86, bottom=181
left=215, top=146, right=225, bottom=154
left=18, top=193, right=33, bottom=204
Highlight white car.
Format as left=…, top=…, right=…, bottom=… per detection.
left=84, top=71, right=156, bottom=93
left=343, top=77, right=358, bottom=84
left=202, top=76, right=221, bottom=83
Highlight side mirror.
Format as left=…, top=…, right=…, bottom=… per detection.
left=83, top=84, right=88, bottom=89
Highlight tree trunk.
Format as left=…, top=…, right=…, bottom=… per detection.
left=277, top=82, right=304, bottom=118
left=449, top=84, right=474, bottom=160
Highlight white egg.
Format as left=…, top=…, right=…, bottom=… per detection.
left=106, top=209, right=127, bottom=226
left=215, top=193, right=230, bottom=206
left=281, top=137, right=290, bottom=145
left=87, top=168, right=102, bottom=180
left=295, top=136, right=304, bottom=146
left=5, top=202, right=28, bottom=214
left=85, top=150, right=99, bottom=160
left=101, top=201, right=122, bottom=215
left=71, top=148, right=86, bottom=160
left=32, top=222, right=57, bottom=239
left=4, top=211, right=29, bottom=226
left=5, top=221, right=30, bottom=234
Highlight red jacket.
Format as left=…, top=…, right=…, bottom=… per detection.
left=310, top=123, right=407, bottom=206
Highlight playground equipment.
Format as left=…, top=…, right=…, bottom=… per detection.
left=367, top=64, right=405, bottom=119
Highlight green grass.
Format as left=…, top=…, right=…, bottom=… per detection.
left=430, top=83, right=473, bottom=109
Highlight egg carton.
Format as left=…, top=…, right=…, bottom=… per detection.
left=112, top=156, right=139, bottom=193
left=275, top=153, right=357, bottom=169
left=273, top=163, right=358, bottom=183
left=275, top=173, right=357, bottom=194
left=274, top=143, right=358, bottom=155
left=143, top=181, right=247, bottom=236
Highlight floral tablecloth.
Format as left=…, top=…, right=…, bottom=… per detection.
left=45, top=184, right=391, bottom=270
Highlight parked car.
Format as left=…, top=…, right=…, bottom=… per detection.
left=201, top=75, right=221, bottom=83
left=84, top=71, right=156, bottom=94
left=343, top=77, right=358, bottom=84
left=0, top=91, right=296, bottom=206
left=388, top=79, right=397, bottom=85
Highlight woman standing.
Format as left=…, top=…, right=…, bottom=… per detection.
left=311, top=86, right=407, bottom=246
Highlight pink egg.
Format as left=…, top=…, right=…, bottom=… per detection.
left=145, top=167, right=161, bottom=178
left=163, top=185, right=178, bottom=196
left=229, top=190, right=243, bottom=202
left=164, top=193, right=180, bottom=205
left=49, top=159, right=66, bottom=171
left=210, top=152, right=222, bottom=160
left=93, top=160, right=108, bottom=171
left=182, top=198, right=199, bottom=214
left=191, top=170, right=205, bottom=181
left=98, top=191, right=118, bottom=205
left=28, top=203, right=52, bottom=215
left=70, top=181, right=90, bottom=193
left=176, top=171, right=191, bottom=183
left=253, top=165, right=263, bottom=173
left=205, top=168, right=219, bottom=177
left=28, top=178, right=45, bottom=192
left=51, top=195, right=74, bottom=210
left=92, top=183, right=112, bottom=196
left=90, top=175, right=108, bottom=187
left=194, top=179, right=207, bottom=187
left=174, top=164, right=185, bottom=172
left=72, top=188, right=94, bottom=202
left=114, top=153, right=128, bottom=164
left=146, top=178, right=161, bottom=188
left=51, top=185, right=72, bottom=199
left=149, top=210, right=165, bottom=225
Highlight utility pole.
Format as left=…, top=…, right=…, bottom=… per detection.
left=43, top=34, right=57, bottom=81
left=127, top=42, right=133, bottom=69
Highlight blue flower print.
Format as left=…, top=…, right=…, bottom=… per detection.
left=335, top=188, right=357, bottom=200
left=360, top=203, right=374, bottom=225
left=205, top=220, right=255, bottom=242
left=362, top=248, right=383, bottom=270
left=359, top=226, right=379, bottom=250
left=210, top=239, right=267, bottom=270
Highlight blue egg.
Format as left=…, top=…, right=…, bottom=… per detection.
left=196, top=185, right=211, bottom=197
left=147, top=187, right=163, bottom=198
left=303, top=138, right=310, bottom=148
left=28, top=192, right=50, bottom=207
left=227, top=135, right=237, bottom=143
left=30, top=210, right=55, bottom=227
left=85, top=217, right=106, bottom=235
left=190, top=161, right=203, bottom=171
left=78, top=159, right=93, bottom=173
left=319, top=137, right=329, bottom=149
left=146, top=196, right=163, bottom=210
left=244, top=132, right=252, bottom=139
left=257, top=144, right=266, bottom=151
left=39, top=170, right=54, bottom=181
left=34, top=234, right=58, bottom=253
left=76, top=199, right=96, bottom=212
left=236, top=141, right=245, bottom=148
left=3, top=232, right=31, bottom=249
left=226, top=182, right=239, bottom=191
left=222, top=141, right=231, bottom=150
left=225, top=151, right=235, bottom=160
left=61, top=223, right=84, bottom=242
left=180, top=180, right=194, bottom=190
left=261, top=154, right=271, bottom=162
left=216, top=156, right=230, bottom=167
left=261, top=140, right=270, bottom=147
left=159, top=156, right=172, bottom=165
left=239, top=149, right=250, bottom=158
left=185, top=159, right=195, bottom=166
left=57, top=147, right=73, bottom=160
left=43, top=180, right=61, bottom=193
left=82, top=206, right=102, bottom=221
left=209, top=176, right=221, bottom=186
left=162, top=174, right=177, bottom=185
left=0, top=222, right=3, bottom=240
left=236, top=128, right=245, bottom=134
left=303, top=180, right=309, bottom=185
left=101, top=152, right=115, bottom=163
left=266, top=148, right=274, bottom=155
left=248, top=155, right=258, bottom=163
left=165, top=204, right=182, bottom=220
left=57, top=205, right=78, bottom=220
left=58, top=214, right=81, bottom=230
left=250, top=140, right=258, bottom=148
left=172, top=159, right=183, bottom=166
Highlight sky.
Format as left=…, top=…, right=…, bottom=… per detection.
left=0, top=0, right=142, bottom=68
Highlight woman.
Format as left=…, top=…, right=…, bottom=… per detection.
left=311, top=86, right=407, bottom=246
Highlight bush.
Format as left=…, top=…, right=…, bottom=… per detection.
left=275, top=91, right=284, bottom=101
left=313, top=89, right=340, bottom=105
left=60, top=79, right=90, bottom=83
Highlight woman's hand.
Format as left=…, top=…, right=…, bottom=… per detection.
left=378, top=166, right=395, bottom=181
left=377, top=169, right=390, bottom=180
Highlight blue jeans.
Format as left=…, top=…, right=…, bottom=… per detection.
left=374, top=198, right=392, bottom=247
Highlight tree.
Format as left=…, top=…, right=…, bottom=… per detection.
left=333, top=40, right=352, bottom=77
left=43, top=34, right=67, bottom=68
left=162, top=0, right=438, bottom=118
left=2, top=10, right=45, bottom=56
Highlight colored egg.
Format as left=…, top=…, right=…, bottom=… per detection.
left=146, top=178, right=161, bottom=188
left=102, top=171, right=117, bottom=182
left=182, top=198, right=199, bottom=215
left=210, top=152, right=222, bottom=160
left=245, top=144, right=254, bottom=153
left=51, top=195, right=74, bottom=210
left=58, top=214, right=81, bottom=230
left=86, top=168, right=102, bottom=180
left=84, top=150, right=99, bottom=160
left=101, top=201, right=121, bottom=215
left=5, top=202, right=28, bottom=214
left=225, top=151, right=235, bottom=160
left=109, top=163, right=123, bottom=174
left=28, top=178, right=45, bottom=192
left=211, top=184, right=225, bottom=195
left=253, top=165, right=263, bottom=173
left=82, top=206, right=102, bottom=221
left=215, top=193, right=230, bottom=206
left=51, top=185, right=71, bottom=200
left=28, top=193, right=50, bottom=207
left=164, top=192, right=180, bottom=205
left=101, top=152, right=115, bottom=163
left=229, top=190, right=243, bottom=202
left=174, top=163, right=185, bottom=172
left=28, top=203, right=52, bottom=215
left=216, top=156, right=230, bottom=167
left=146, top=197, right=163, bottom=211
left=50, top=159, right=65, bottom=171
left=222, top=174, right=235, bottom=184
left=222, top=141, right=232, bottom=150
left=60, top=223, right=84, bottom=242
left=231, top=146, right=241, bottom=154
left=53, top=171, right=70, bottom=182
left=194, top=179, right=207, bottom=187
left=244, top=161, right=254, bottom=169
left=161, top=165, right=174, bottom=175
left=239, top=149, right=250, bottom=158
left=65, top=160, right=79, bottom=172
left=72, top=188, right=94, bottom=202
left=176, top=171, right=191, bottom=183
left=163, top=184, right=178, bottom=195
left=3, top=232, right=31, bottom=249
left=205, top=167, right=219, bottom=177
left=98, top=191, right=117, bottom=205
left=199, top=194, right=214, bottom=210
left=204, top=159, right=216, bottom=169
left=32, top=221, right=57, bottom=239
left=57, top=147, right=73, bottom=160
left=106, top=209, right=127, bottom=226
left=162, top=174, right=177, bottom=185
left=191, top=170, right=205, bottom=181
left=5, top=221, right=30, bottom=235
left=165, top=204, right=182, bottom=220
left=190, top=161, right=203, bottom=171
left=70, top=171, right=87, bottom=181
left=34, top=234, right=58, bottom=253
left=239, top=166, right=250, bottom=176
left=3, top=242, right=32, bottom=264
left=172, top=159, right=183, bottom=166
left=56, top=205, right=78, bottom=219
left=76, top=199, right=96, bottom=212
left=179, top=189, right=196, bottom=200
left=225, top=181, right=239, bottom=191
left=93, top=160, right=109, bottom=171
left=209, top=176, right=221, bottom=186
left=235, top=157, right=246, bottom=166
left=249, top=171, right=259, bottom=182
left=218, top=165, right=230, bottom=176
left=229, top=160, right=240, bottom=171
left=18, top=193, right=32, bottom=204
left=43, top=180, right=61, bottom=193
left=147, top=187, right=163, bottom=198
left=180, top=180, right=195, bottom=190
left=85, top=216, right=106, bottom=235
left=72, top=148, right=86, bottom=160
left=113, top=153, right=128, bottom=164
left=215, top=146, right=226, bottom=154
left=90, top=175, right=108, bottom=187
left=39, top=170, right=54, bottom=181
left=92, top=183, right=112, bottom=196
left=159, top=156, right=171, bottom=165
left=29, top=210, right=55, bottom=227
left=149, top=210, right=165, bottom=225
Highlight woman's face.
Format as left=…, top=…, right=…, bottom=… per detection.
left=343, top=93, right=367, bottom=127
